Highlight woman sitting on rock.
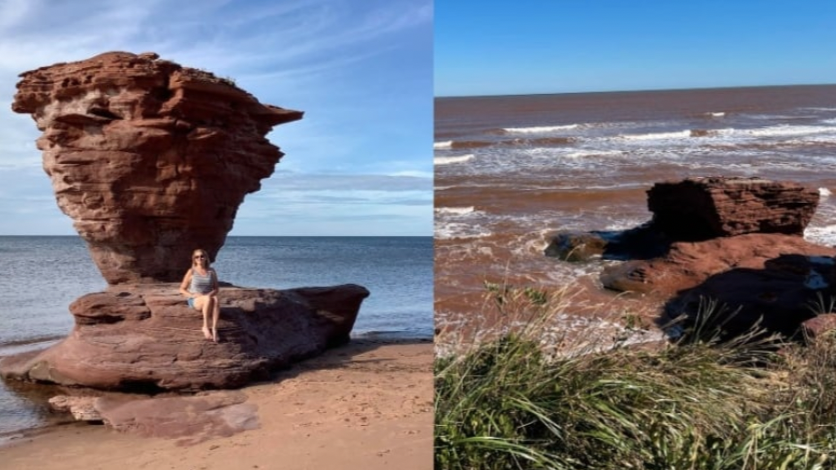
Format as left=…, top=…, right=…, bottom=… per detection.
left=179, top=249, right=220, bottom=342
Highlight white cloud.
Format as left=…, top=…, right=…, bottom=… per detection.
left=0, top=0, right=432, bottom=235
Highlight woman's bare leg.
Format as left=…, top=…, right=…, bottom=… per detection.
left=211, top=295, right=220, bottom=342
left=195, top=296, right=212, bottom=339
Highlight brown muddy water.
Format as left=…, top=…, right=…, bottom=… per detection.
left=434, top=85, right=836, bottom=354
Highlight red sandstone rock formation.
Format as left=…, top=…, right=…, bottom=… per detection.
left=647, top=176, right=819, bottom=241
left=600, top=234, right=836, bottom=297
left=11, top=51, right=303, bottom=284
left=50, top=391, right=258, bottom=445
left=660, top=252, right=836, bottom=339
left=801, top=314, right=836, bottom=342
left=546, top=176, right=834, bottom=339
left=0, top=284, right=368, bottom=391
left=1, top=53, right=374, bottom=401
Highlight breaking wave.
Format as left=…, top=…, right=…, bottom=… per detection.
left=435, top=155, right=474, bottom=165
left=503, top=124, right=579, bottom=133
left=436, top=206, right=476, bottom=215
left=434, top=141, right=452, bottom=149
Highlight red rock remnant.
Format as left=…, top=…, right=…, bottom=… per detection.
left=601, top=234, right=836, bottom=297
left=0, top=284, right=368, bottom=391
left=50, top=391, right=258, bottom=445
left=647, top=177, right=819, bottom=241
left=547, top=176, right=832, bottom=339
left=801, top=314, right=836, bottom=343
left=600, top=178, right=825, bottom=298
left=11, top=51, right=303, bottom=284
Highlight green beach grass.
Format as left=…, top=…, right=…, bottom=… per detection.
left=434, top=286, right=836, bottom=470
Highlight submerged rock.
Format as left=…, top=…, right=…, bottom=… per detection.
left=0, top=284, right=369, bottom=391
left=544, top=231, right=609, bottom=262
left=544, top=224, right=671, bottom=262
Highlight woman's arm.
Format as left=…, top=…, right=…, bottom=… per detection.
left=209, top=269, right=220, bottom=296
left=179, top=269, right=193, bottom=298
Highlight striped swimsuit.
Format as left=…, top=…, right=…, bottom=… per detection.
left=190, top=269, right=214, bottom=295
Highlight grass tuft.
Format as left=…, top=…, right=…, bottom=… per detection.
left=435, top=286, right=836, bottom=469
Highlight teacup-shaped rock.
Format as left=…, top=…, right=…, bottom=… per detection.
left=13, top=51, right=303, bottom=283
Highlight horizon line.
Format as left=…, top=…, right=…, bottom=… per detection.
left=0, top=234, right=433, bottom=237
left=434, top=82, right=836, bottom=100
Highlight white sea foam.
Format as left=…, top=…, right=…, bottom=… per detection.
left=784, top=136, right=836, bottom=145
left=681, top=160, right=814, bottom=174
left=746, top=113, right=805, bottom=121
left=604, top=218, right=648, bottom=231
left=434, top=154, right=474, bottom=165
left=434, top=141, right=452, bottom=149
left=706, top=112, right=726, bottom=118
left=503, top=124, right=578, bottom=133
left=619, top=130, right=692, bottom=141
left=434, top=221, right=492, bottom=240
left=712, top=128, right=739, bottom=137
left=517, top=147, right=561, bottom=157
left=747, top=124, right=835, bottom=138
left=564, top=149, right=624, bottom=159
left=435, top=206, right=476, bottom=215
left=805, top=224, right=836, bottom=246
left=601, top=123, right=836, bottom=146
left=820, top=188, right=832, bottom=198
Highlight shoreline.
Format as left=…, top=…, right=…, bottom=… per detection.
left=0, top=339, right=433, bottom=470
left=0, top=331, right=432, bottom=439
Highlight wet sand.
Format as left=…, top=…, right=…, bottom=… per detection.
left=0, top=340, right=433, bottom=470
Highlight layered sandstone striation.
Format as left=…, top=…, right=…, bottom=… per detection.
left=647, top=177, right=819, bottom=240
left=0, top=284, right=369, bottom=391
left=1, top=52, right=372, bottom=399
left=12, top=51, right=303, bottom=284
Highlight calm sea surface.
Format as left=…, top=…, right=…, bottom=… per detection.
left=0, top=235, right=432, bottom=439
left=435, top=85, right=836, bottom=341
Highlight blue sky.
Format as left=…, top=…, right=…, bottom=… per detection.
left=0, top=0, right=432, bottom=236
left=436, top=0, right=836, bottom=97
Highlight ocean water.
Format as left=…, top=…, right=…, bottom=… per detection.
left=0, top=235, right=432, bottom=439
left=435, top=85, right=836, bottom=339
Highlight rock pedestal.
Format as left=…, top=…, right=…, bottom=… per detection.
left=0, top=284, right=369, bottom=391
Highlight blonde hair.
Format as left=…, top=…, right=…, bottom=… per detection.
left=191, top=249, right=211, bottom=268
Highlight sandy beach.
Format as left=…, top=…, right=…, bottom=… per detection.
left=0, top=339, right=433, bottom=470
